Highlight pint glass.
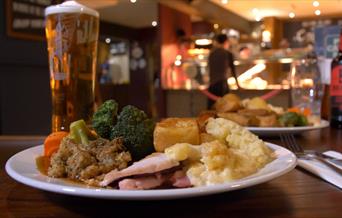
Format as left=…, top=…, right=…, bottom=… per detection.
left=45, top=1, right=99, bottom=132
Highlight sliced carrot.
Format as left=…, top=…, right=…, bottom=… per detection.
left=302, top=107, right=312, bottom=116
left=44, top=131, right=69, bottom=157
left=287, top=107, right=300, bottom=113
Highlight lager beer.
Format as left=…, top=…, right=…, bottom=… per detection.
left=45, top=1, right=99, bottom=132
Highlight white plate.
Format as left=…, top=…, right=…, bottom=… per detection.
left=5, top=143, right=296, bottom=200
left=247, top=120, right=329, bottom=136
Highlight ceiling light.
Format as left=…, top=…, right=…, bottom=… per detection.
left=130, top=0, right=137, bottom=3
left=315, top=9, right=321, bottom=16
left=252, top=8, right=259, bottom=14
left=262, top=30, right=271, bottom=42
left=151, top=21, right=157, bottom=27
left=313, top=1, right=319, bottom=7
left=255, top=16, right=262, bottom=22
left=105, top=38, right=111, bottom=44
left=213, top=23, right=219, bottom=29
left=195, top=39, right=212, bottom=46
left=289, top=12, right=295, bottom=18
left=221, top=0, right=228, bottom=4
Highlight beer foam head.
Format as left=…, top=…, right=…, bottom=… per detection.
left=45, top=0, right=99, bottom=17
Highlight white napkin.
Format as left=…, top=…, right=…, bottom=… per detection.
left=297, top=151, right=342, bottom=189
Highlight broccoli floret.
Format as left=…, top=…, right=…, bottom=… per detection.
left=69, top=119, right=97, bottom=146
left=278, top=112, right=308, bottom=127
left=92, top=100, right=118, bottom=139
left=297, top=114, right=308, bottom=126
left=110, top=105, right=155, bottom=160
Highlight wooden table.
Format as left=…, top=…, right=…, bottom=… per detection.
left=0, top=128, right=341, bottom=218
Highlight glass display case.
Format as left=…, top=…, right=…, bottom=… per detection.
left=161, top=48, right=310, bottom=91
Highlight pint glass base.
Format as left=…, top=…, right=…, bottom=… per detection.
left=51, top=114, right=69, bottom=132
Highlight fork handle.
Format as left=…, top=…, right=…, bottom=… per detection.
left=313, top=156, right=342, bottom=175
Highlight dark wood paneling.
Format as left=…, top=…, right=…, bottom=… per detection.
left=0, top=65, right=51, bottom=134
left=0, top=0, right=51, bottom=134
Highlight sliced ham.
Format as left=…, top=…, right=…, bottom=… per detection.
left=100, top=153, right=179, bottom=187
left=170, top=170, right=192, bottom=188
left=119, top=174, right=164, bottom=190
left=118, top=170, right=192, bottom=190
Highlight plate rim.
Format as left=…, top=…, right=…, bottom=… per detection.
left=247, top=119, right=329, bottom=132
left=5, top=143, right=297, bottom=200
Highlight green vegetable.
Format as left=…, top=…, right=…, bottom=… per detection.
left=297, top=114, right=308, bottom=126
left=110, top=105, right=155, bottom=160
left=278, top=112, right=308, bottom=127
left=69, top=119, right=96, bottom=145
left=92, top=100, right=118, bottom=139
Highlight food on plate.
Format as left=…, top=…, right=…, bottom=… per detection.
left=39, top=100, right=155, bottom=185
left=48, top=137, right=131, bottom=182
left=109, top=105, right=155, bottom=160
left=200, top=132, right=217, bottom=143
left=43, top=131, right=69, bottom=157
left=38, top=99, right=275, bottom=190
left=99, top=118, right=273, bottom=189
left=214, top=93, right=242, bottom=113
left=153, top=118, right=200, bottom=152
left=217, top=112, right=250, bottom=126
left=205, top=93, right=319, bottom=127
left=238, top=108, right=270, bottom=116
left=197, top=110, right=216, bottom=131
left=165, top=118, right=274, bottom=186
left=92, top=99, right=118, bottom=139
left=278, top=112, right=308, bottom=127
left=99, top=152, right=191, bottom=189
left=249, top=114, right=278, bottom=127
left=244, top=97, right=270, bottom=111
left=69, top=119, right=98, bottom=145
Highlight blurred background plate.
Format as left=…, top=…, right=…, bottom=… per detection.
left=247, top=120, right=329, bottom=136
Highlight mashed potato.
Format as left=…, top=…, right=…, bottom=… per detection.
left=165, top=118, right=274, bottom=187
left=206, top=118, right=273, bottom=168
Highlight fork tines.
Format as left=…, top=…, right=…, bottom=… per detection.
left=280, top=134, right=304, bottom=154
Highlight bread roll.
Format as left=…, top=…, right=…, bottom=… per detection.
left=154, top=118, right=200, bottom=152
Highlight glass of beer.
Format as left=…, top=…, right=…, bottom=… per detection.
left=45, top=1, right=99, bottom=132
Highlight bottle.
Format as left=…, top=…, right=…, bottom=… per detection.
left=330, top=29, right=342, bottom=128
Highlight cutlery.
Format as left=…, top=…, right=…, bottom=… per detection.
left=280, top=134, right=342, bottom=175
left=304, top=150, right=342, bottom=167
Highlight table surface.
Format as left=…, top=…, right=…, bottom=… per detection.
left=1, top=128, right=341, bottom=218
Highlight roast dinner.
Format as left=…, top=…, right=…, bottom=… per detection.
left=208, top=93, right=321, bottom=127
left=36, top=98, right=282, bottom=190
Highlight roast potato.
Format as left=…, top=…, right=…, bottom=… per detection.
left=245, top=97, right=270, bottom=111
left=217, top=112, right=250, bottom=126
left=214, top=94, right=242, bottom=113
left=249, top=114, right=278, bottom=127
left=153, top=118, right=200, bottom=152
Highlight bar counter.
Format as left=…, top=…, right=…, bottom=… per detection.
left=0, top=128, right=341, bottom=218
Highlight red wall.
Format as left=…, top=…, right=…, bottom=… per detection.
left=159, top=4, right=192, bottom=88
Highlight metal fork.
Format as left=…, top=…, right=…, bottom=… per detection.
left=280, top=134, right=342, bottom=175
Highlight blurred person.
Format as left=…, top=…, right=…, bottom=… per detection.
left=239, top=46, right=252, bottom=59
left=207, top=34, right=238, bottom=108
left=279, top=38, right=290, bottom=49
